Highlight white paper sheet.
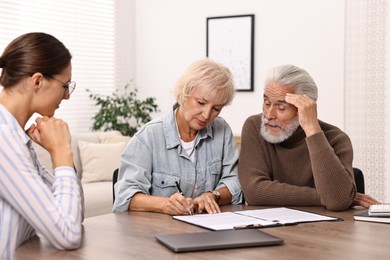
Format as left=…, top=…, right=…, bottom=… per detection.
left=173, top=207, right=338, bottom=231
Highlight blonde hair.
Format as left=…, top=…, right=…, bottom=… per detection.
left=174, top=59, right=235, bottom=105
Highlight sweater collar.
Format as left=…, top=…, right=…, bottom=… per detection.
left=279, top=125, right=307, bottom=147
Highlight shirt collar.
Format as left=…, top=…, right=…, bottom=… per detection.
left=163, top=103, right=213, bottom=149
left=0, top=102, right=30, bottom=145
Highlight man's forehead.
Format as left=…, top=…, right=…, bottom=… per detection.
left=264, top=82, right=295, bottom=100
left=264, top=95, right=289, bottom=104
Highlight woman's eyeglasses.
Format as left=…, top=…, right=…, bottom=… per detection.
left=45, top=75, right=76, bottom=96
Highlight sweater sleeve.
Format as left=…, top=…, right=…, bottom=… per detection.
left=306, top=130, right=356, bottom=210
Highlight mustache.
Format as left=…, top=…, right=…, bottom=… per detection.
left=263, top=118, right=280, bottom=127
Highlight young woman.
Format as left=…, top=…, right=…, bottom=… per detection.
left=0, top=33, right=83, bottom=259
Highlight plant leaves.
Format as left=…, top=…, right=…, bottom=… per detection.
left=86, top=83, right=159, bottom=136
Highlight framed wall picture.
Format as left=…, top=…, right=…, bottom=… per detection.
left=206, top=14, right=255, bottom=92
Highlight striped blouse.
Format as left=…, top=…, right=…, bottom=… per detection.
left=0, top=103, right=84, bottom=260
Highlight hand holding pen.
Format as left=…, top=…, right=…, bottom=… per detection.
left=175, top=181, right=193, bottom=215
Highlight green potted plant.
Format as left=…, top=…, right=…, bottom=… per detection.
left=87, top=83, right=159, bottom=136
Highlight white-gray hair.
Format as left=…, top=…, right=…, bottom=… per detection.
left=264, top=64, right=318, bottom=101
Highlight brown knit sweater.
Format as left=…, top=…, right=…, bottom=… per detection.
left=238, top=114, right=356, bottom=211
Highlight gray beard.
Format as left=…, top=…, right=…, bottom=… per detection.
left=260, top=115, right=300, bottom=144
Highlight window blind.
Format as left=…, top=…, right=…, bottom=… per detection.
left=0, top=0, right=127, bottom=132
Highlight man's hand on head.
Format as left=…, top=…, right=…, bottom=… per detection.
left=285, top=93, right=321, bottom=137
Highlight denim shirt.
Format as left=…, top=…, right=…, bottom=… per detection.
left=113, top=107, right=242, bottom=212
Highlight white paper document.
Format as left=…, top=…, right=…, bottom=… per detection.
left=173, top=207, right=339, bottom=231
left=235, top=207, right=338, bottom=225
left=174, top=212, right=278, bottom=231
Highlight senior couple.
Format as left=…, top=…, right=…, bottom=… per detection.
left=112, top=59, right=379, bottom=215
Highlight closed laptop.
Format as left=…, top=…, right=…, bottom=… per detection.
left=155, top=229, right=283, bottom=253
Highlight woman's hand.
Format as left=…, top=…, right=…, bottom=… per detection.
left=193, top=192, right=221, bottom=214
left=352, top=193, right=380, bottom=208
left=161, top=193, right=193, bottom=216
left=26, top=116, right=73, bottom=168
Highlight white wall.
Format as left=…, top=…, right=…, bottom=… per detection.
left=386, top=9, right=390, bottom=201
left=118, top=0, right=136, bottom=87
left=133, top=0, right=345, bottom=135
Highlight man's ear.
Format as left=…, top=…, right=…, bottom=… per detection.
left=30, top=72, right=44, bottom=91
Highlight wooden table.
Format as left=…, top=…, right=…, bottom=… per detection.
left=14, top=205, right=389, bottom=260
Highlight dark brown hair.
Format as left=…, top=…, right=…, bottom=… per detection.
left=0, top=32, right=72, bottom=88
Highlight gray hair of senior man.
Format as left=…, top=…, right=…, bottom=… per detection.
left=264, top=64, right=318, bottom=101
left=174, top=59, right=235, bottom=106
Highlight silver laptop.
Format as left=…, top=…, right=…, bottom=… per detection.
left=155, top=229, right=283, bottom=253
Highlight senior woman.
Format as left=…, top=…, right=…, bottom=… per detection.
left=113, top=59, right=242, bottom=215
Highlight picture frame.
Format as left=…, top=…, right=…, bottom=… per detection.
left=206, top=14, right=255, bottom=92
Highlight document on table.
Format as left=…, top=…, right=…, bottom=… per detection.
left=235, top=208, right=339, bottom=225
left=173, top=207, right=340, bottom=231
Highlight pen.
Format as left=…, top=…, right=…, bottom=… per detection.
left=175, top=181, right=183, bottom=193
left=233, top=224, right=263, bottom=230
left=175, top=181, right=192, bottom=215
